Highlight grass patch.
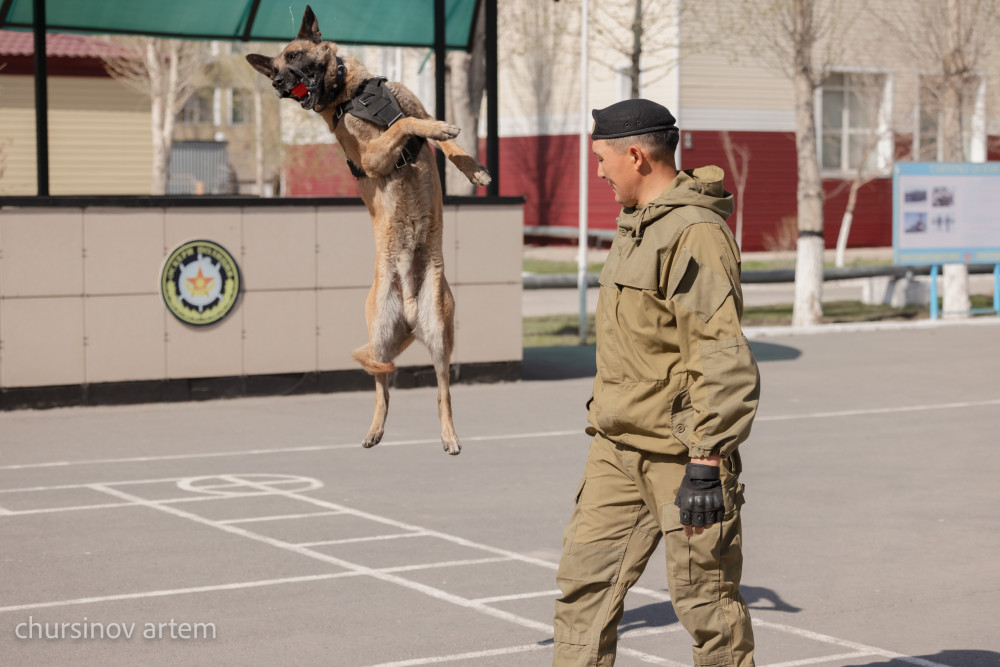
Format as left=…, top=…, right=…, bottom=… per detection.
left=740, top=258, right=894, bottom=272
left=523, top=295, right=997, bottom=347
left=524, top=314, right=597, bottom=347
left=523, top=259, right=604, bottom=275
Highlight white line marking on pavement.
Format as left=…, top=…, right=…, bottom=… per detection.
left=753, top=620, right=952, bottom=667
left=217, top=510, right=344, bottom=524
left=87, top=483, right=556, bottom=637
left=0, top=430, right=581, bottom=471
left=363, top=642, right=551, bottom=666
left=758, top=398, right=1000, bottom=423
left=473, top=590, right=563, bottom=604
left=296, top=532, right=427, bottom=547
left=618, top=647, right=689, bottom=666
left=0, top=490, right=291, bottom=517
left=762, top=652, right=874, bottom=667
left=0, top=572, right=361, bottom=614
left=380, top=557, right=512, bottom=573
left=220, top=474, right=673, bottom=603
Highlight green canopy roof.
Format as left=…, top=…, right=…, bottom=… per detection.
left=0, top=0, right=479, bottom=49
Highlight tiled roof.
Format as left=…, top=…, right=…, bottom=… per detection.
left=0, top=30, right=133, bottom=58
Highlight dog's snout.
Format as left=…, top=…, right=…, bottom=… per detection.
left=273, top=73, right=285, bottom=86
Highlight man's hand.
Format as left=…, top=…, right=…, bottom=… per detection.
left=674, top=459, right=724, bottom=538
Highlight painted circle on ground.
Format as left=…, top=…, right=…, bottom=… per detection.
left=160, top=239, right=241, bottom=326
left=176, top=474, right=323, bottom=497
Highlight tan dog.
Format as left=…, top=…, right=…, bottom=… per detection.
left=247, top=5, right=490, bottom=455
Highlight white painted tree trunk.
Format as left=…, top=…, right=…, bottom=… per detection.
left=793, top=235, right=824, bottom=326
left=942, top=263, right=971, bottom=318
left=790, top=0, right=825, bottom=327
left=940, top=0, right=971, bottom=318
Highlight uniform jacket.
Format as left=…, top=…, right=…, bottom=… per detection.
left=587, top=166, right=760, bottom=458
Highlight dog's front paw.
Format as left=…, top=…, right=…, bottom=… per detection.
left=469, top=168, right=492, bottom=187
left=449, top=155, right=492, bottom=186
left=428, top=121, right=461, bottom=141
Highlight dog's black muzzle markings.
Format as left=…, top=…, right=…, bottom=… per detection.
left=274, top=57, right=346, bottom=112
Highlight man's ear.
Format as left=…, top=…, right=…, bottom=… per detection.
left=628, top=145, right=646, bottom=171
left=245, top=54, right=274, bottom=79
left=298, top=5, right=322, bottom=43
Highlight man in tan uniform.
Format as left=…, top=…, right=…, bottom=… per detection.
left=553, top=99, right=760, bottom=667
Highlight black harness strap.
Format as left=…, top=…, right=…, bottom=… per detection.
left=334, top=77, right=426, bottom=179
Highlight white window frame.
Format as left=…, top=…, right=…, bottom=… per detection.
left=913, top=72, right=987, bottom=163
left=817, top=68, right=893, bottom=178
left=615, top=61, right=644, bottom=101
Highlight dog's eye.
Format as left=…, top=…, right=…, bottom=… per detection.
left=289, top=52, right=299, bottom=60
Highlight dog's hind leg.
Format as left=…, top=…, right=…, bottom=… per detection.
left=357, top=280, right=412, bottom=449
left=416, top=272, right=460, bottom=455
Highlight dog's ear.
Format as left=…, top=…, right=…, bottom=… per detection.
left=298, top=5, right=322, bottom=43
left=245, top=53, right=275, bottom=79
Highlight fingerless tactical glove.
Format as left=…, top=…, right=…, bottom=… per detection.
left=674, top=463, right=725, bottom=527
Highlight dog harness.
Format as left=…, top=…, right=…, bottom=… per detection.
left=333, top=77, right=426, bottom=179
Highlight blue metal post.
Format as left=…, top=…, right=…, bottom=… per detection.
left=993, top=264, right=999, bottom=316
left=930, top=265, right=939, bottom=320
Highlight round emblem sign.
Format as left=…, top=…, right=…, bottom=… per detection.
left=160, top=240, right=241, bottom=326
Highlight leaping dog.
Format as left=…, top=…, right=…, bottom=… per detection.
left=247, top=5, right=490, bottom=455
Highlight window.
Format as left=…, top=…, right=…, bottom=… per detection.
left=229, top=88, right=250, bottom=126
left=819, top=71, right=889, bottom=175
left=616, top=62, right=641, bottom=101
left=179, top=88, right=214, bottom=125
left=915, top=74, right=986, bottom=162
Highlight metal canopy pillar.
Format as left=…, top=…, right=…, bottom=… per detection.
left=33, top=0, right=49, bottom=196
left=434, top=0, right=447, bottom=195
left=485, top=0, right=498, bottom=196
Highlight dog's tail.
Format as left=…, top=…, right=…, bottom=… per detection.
left=351, top=344, right=397, bottom=375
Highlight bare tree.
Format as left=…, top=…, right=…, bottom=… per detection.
left=875, top=0, right=1000, bottom=318
left=500, top=0, right=578, bottom=225
left=101, top=37, right=204, bottom=195
left=703, top=0, right=862, bottom=326
left=828, top=71, right=888, bottom=268
left=591, top=0, right=684, bottom=98
left=445, top=0, right=487, bottom=196
left=720, top=131, right=750, bottom=250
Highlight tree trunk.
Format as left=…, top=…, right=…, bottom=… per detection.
left=445, top=0, right=487, bottom=196
left=791, top=0, right=824, bottom=327
left=630, top=0, right=643, bottom=98
left=146, top=42, right=168, bottom=196
left=940, top=0, right=971, bottom=318
left=253, top=81, right=264, bottom=195
left=834, top=179, right=861, bottom=268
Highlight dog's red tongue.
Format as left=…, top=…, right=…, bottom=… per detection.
left=291, top=83, right=308, bottom=99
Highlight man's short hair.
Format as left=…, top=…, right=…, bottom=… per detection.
left=605, top=128, right=679, bottom=163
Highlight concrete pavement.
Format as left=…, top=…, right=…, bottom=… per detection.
left=2, top=320, right=1000, bottom=666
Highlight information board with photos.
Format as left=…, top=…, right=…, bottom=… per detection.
left=893, top=162, right=1000, bottom=265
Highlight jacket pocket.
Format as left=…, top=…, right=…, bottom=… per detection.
left=669, top=387, right=695, bottom=447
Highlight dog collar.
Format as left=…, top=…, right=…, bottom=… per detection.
left=316, top=57, right=346, bottom=113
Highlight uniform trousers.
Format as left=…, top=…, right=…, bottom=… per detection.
left=553, top=434, right=754, bottom=667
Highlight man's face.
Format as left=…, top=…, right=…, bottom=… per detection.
left=593, top=139, right=639, bottom=207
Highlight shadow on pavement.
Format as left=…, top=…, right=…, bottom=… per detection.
left=522, top=345, right=597, bottom=381
left=522, top=341, right=801, bottom=381
left=844, top=651, right=1000, bottom=667
left=749, top=340, right=801, bottom=362
left=616, top=585, right=800, bottom=634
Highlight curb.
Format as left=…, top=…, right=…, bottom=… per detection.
left=744, top=315, right=1000, bottom=339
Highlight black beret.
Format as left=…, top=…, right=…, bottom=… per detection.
left=591, top=99, right=677, bottom=140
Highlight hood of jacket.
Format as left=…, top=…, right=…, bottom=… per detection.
left=618, top=166, right=734, bottom=236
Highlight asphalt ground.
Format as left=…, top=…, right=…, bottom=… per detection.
left=2, top=319, right=1000, bottom=666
